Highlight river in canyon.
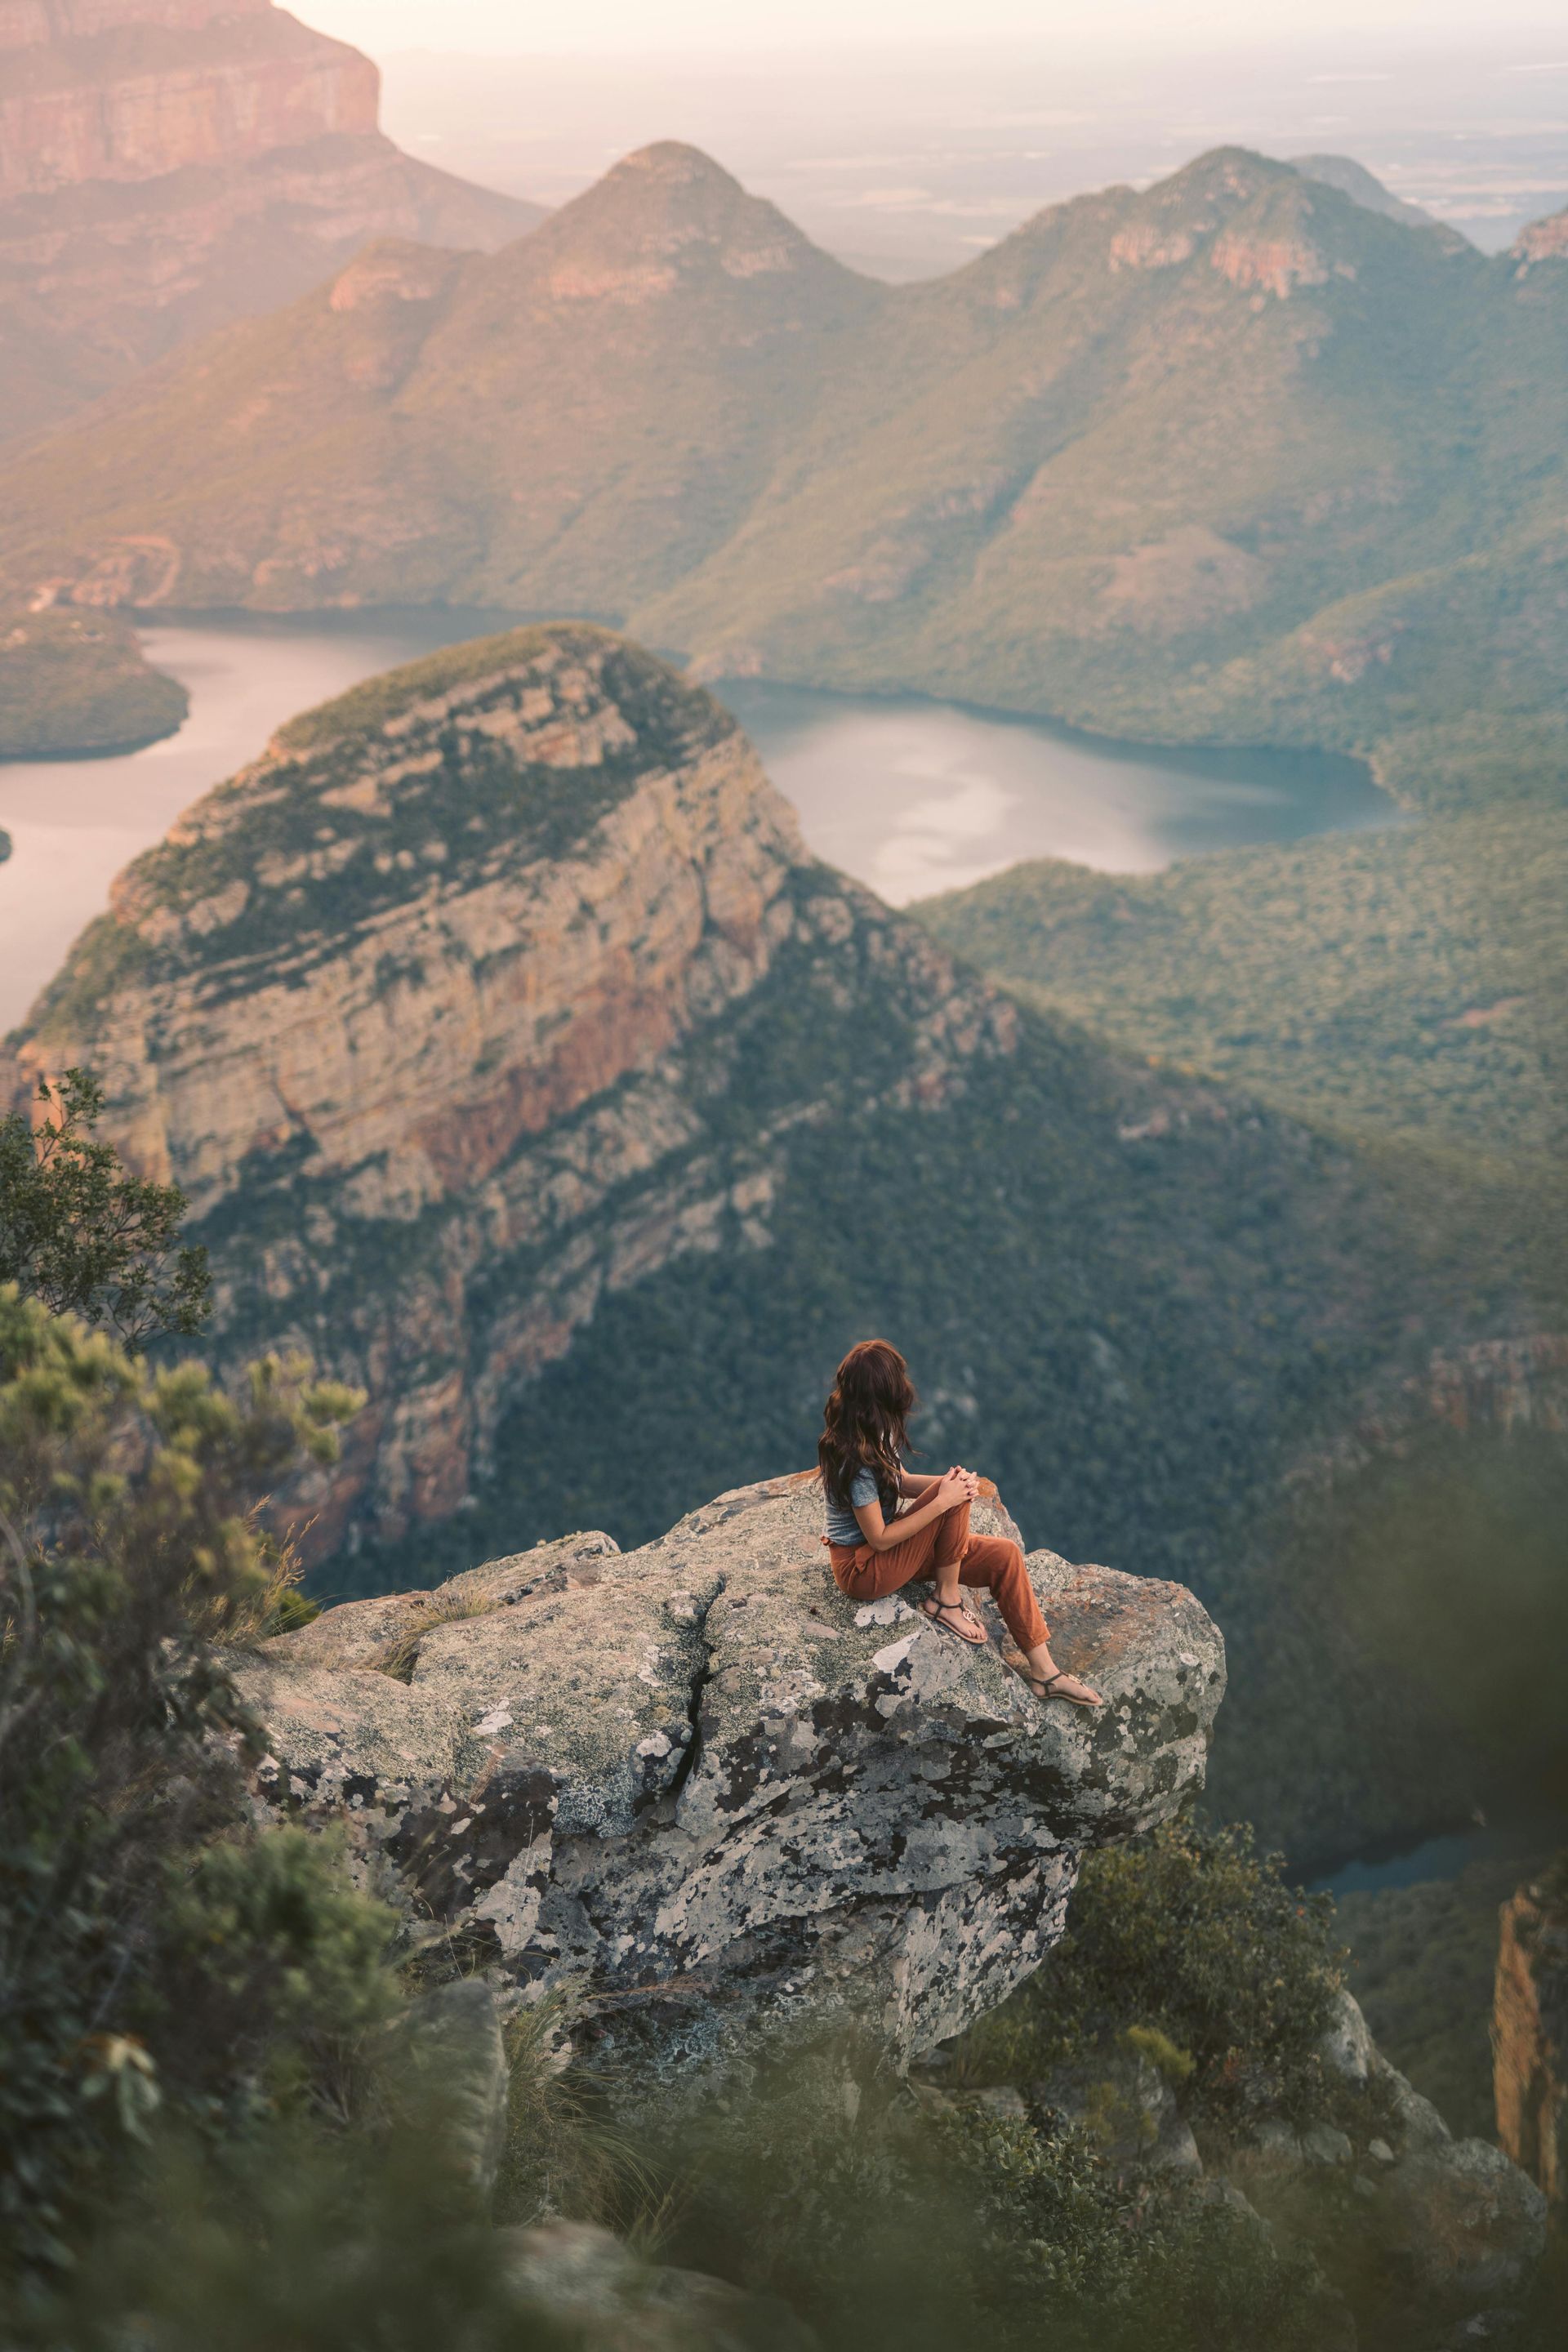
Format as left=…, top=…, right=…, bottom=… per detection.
left=0, top=610, right=1403, bottom=1032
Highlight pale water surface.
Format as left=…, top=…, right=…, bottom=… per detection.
left=719, top=679, right=1400, bottom=907
left=1, top=615, right=1400, bottom=1033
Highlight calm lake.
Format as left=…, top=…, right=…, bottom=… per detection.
left=0, top=612, right=1402, bottom=1034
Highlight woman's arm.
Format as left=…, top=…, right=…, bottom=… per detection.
left=853, top=1471, right=969, bottom=1553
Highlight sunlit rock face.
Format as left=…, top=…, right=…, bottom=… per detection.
left=16, top=622, right=1019, bottom=1553
left=234, top=1473, right=1225, bottom=2087
left=0, top=0, right=541, bottom=442
left=0, top=3, right=376, bottom=199
left=1494, top=1874, right=1568, bottom=2209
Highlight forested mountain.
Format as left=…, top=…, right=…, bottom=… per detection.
left=2, top=142, right=1566, bottom=798
left=917, top=804, right=1568, bottom=1170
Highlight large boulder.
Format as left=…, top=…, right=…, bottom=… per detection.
left=237, top=1473, right=1223, bottom=2087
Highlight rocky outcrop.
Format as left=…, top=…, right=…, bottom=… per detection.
left=0, top=1, right=542, bottom=445
left=1494, top=1868, right=1568, bottom=2207
left=0, top=3, right=376, bottom=199
left=234, top=1472, right=1225, bottom=2088
left=1511, top=206, right=1568, bottom=271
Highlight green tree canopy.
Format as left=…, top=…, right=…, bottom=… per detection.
left=0, top=1068, right=209, bottom=1348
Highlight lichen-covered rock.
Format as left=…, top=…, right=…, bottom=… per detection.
left=236, top=1472, right=1223, bottom=2087
left=1317, top=1986, right=1377, bottom=2088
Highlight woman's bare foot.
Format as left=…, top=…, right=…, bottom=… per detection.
left=1006, top=1649, right=1103, bottom=1707
left=921, top=1592, right=989, bottom=1646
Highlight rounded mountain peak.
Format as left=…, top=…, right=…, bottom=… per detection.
left=520, top=138, right=849, bottom=301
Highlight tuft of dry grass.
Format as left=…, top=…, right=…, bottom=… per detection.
left=372, top=1592, right=497, bottom=1683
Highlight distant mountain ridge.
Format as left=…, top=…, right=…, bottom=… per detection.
left=2, top=139, right=1564, bottom=800
left=1285, top=154, right=1442, bottom=233
left=0, top=0, right=544, bottom=448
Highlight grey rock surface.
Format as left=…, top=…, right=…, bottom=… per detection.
left=1375, top=2056, right=1458, bottom=2153
left=1379, top=2136, right=1548, bottom=2308
left=1299, top=2122, right=1354, bottom=2168
left=238, top=1472, right=1223, bottom=2086
left=1317, top=1987, right=1377, bottom=2087
left=498, top=2218, right=814, bottom=2351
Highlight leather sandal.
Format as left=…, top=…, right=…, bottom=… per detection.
left=1009, top=1659, right=1102, bottom=1708
left=921, top=1594, right=990, bottom=1646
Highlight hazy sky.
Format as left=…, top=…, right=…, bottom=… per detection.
left=294, top=2, right=1568, bottom=57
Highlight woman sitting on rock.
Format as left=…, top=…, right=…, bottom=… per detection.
left=818, top=1338, right=1102, bottom=1707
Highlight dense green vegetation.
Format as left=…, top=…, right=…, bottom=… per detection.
left=953, top=1822, right=1342, bottom=2126
left=0, top=1068, right=209, bottom=1346
left=0, top=1290, right=357, bottom=2264
left=0, top=607, right=185, bottom=758
left=3, top=148, right=1567, bottom=802
left=916, top=786, right=1568, bottom=1864
left=1196, top=1419, right=1568, bottom=1869
left=916, top=802, right=1568, bottom=1169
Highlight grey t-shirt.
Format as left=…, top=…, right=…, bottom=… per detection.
left=825, top=1460, right=895, bottom=1550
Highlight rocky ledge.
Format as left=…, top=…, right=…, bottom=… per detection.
left=235, top=1474, right=1223, bottom=2086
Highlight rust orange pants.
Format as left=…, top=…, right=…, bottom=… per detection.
left=827, top=1495, right=1049, bottom=1655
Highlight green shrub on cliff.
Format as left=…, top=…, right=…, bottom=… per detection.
left=0, top=1068, right=210, bottom=1347
left=0, top=1290, right=359, bottom=2267
left=957, top=1820, right=1342, bottom=2123
left=648, top=2041, right=1328, bottom=2352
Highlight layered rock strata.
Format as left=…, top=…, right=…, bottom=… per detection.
left=14, top=621, right=1021, bottom=1552
left=1494, top=1870, right=1568, bottom=2207
left=0, top=0, right=541, bottom=445
left=235, top=1472, right=1225, bottom=2082
left=12, top=617, right=1494, bottom=1623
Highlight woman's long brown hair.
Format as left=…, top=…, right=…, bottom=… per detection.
left=818, top=1339, right=917, bottom=1508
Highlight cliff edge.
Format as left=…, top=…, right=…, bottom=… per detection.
left=235, top=1472, right=1225, bottom=2086
left=1495, top=1864, right=1568, bottom=2209
left=0, top=0, right=543, bottom=447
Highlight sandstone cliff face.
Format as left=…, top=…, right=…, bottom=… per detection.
left=235, top=1472, right=1226, bottom=2085
left=0, top=2, right=375, bottom=199
left=1494, top=1871, right=1568, bottom=2207
left=16, top=623, right=1019, bottom=1552
left=0, top=0, right=542, bottom=445
left=16, top=617, right=1493, bottom=1606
